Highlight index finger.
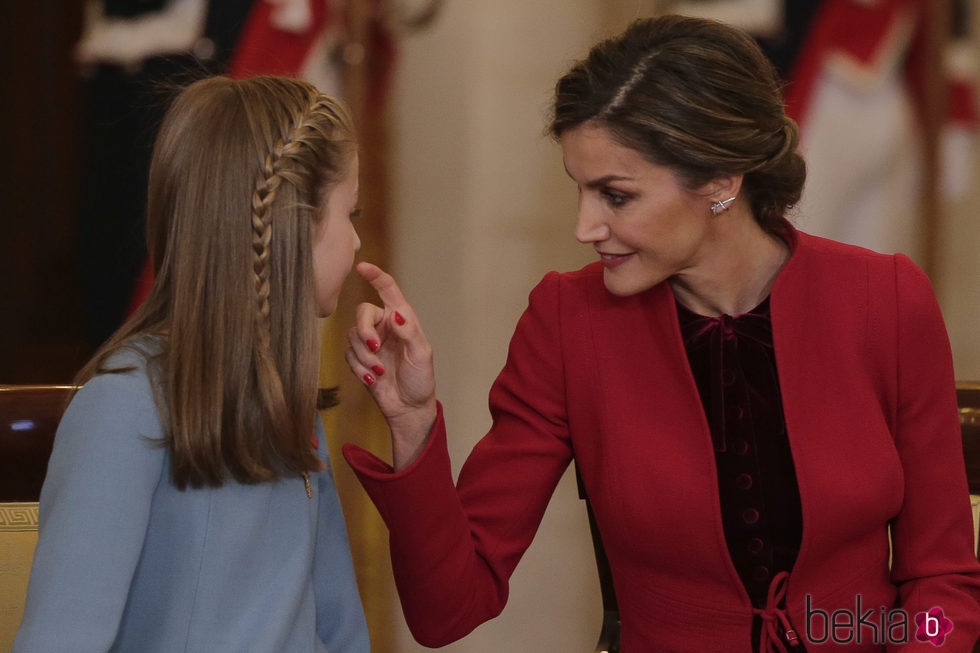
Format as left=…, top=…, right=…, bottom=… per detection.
left=357, top=262, right=409, bottom=310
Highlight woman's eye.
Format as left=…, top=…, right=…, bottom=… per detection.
left=349, top=208, right=362, bottom=220
left=601, top=189, right=630, bottom=207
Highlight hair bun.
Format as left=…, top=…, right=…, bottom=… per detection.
left=750, top=119, right=800, bottom=174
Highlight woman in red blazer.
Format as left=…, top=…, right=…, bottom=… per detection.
left=343, top=15, right=980, bottom=652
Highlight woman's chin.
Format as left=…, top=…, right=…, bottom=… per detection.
left=602, top=270, right=659, bottom=297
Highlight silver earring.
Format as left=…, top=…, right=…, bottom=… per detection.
left=710, top=196, right=736, bottom=216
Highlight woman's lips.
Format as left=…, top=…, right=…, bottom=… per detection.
left=598, top=252, right=633, bottom=269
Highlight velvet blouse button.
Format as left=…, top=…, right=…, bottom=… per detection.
left=735, top=473, right=753, bottom=490
left=742, top=508, right=760, bottom=525
left=722, top=369, right=736, bottom=386
left=733, top=439, right=750, bottom=455
left=752, top=565, right=771, bottom=582
left=748, top=537, right=765, bottom=554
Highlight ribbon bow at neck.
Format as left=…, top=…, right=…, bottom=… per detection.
left=678, top=299, right=774, bottom=452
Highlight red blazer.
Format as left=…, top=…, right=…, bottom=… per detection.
left=345, top=228, right=980, bottom=651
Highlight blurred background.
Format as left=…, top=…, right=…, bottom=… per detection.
left=2, top=0, right=978, bottom=651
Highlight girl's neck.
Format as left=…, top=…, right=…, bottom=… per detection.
left=669, top=211, right=790, bottom=317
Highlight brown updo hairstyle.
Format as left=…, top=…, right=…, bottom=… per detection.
left=550, top=15, right=806, bottom=232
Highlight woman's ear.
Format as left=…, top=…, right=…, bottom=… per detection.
left=700, top=173, right=744, bottom=202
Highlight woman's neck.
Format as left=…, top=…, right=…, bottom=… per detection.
left=669, top=212, right=790, bottom=317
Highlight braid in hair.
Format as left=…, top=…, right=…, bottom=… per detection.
left=250, top=93, right=352, bottom=354
left=251, top=151, right=281, bottom=351
left=241, top=89, right=355, bottom=480
left=236, top=84, right=354, bottom=482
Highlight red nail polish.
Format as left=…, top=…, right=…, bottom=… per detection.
left=366, top=339, right=380, bottom=352
left=363, top=373, right=376, bottom=386
left=394, top=312, right=406, bottom=326
left=371, top=365, right=385, bottom=376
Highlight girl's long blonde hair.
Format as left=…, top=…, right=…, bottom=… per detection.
left=76, top=76, right=357, bottom=488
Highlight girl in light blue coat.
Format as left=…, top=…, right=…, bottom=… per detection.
left=15, top=75, right=370, bottom=652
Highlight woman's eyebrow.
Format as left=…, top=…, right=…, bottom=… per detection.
left=562, top=165, right=634, bottom=188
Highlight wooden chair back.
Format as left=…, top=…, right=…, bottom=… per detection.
left=958, top=382, right=980, bottom=493
left=575, top=464, right=620, bottom=653
left=0, top=385, right=73, bottom=651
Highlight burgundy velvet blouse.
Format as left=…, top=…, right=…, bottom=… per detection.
left=677, top=297, right=804, bottom=646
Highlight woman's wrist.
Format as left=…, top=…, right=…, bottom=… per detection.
left=389, top=398, right=438, bottom=472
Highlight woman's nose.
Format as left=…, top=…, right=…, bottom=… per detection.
left=575, top=202, right=609, bottom=244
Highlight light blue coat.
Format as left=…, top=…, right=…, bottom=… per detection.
left=14, top=347, right=370, bottom=652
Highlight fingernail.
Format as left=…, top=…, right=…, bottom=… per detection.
left=363, top=373, right=376, bottom=386
left=366, top=339, right=380, bottom=352
left=371, top=365, right=385, bottom=376
left=394, top=312, right=406, bottom=326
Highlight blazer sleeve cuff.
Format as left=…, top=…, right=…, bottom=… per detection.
left=342, top=402, right=458, bottom=529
